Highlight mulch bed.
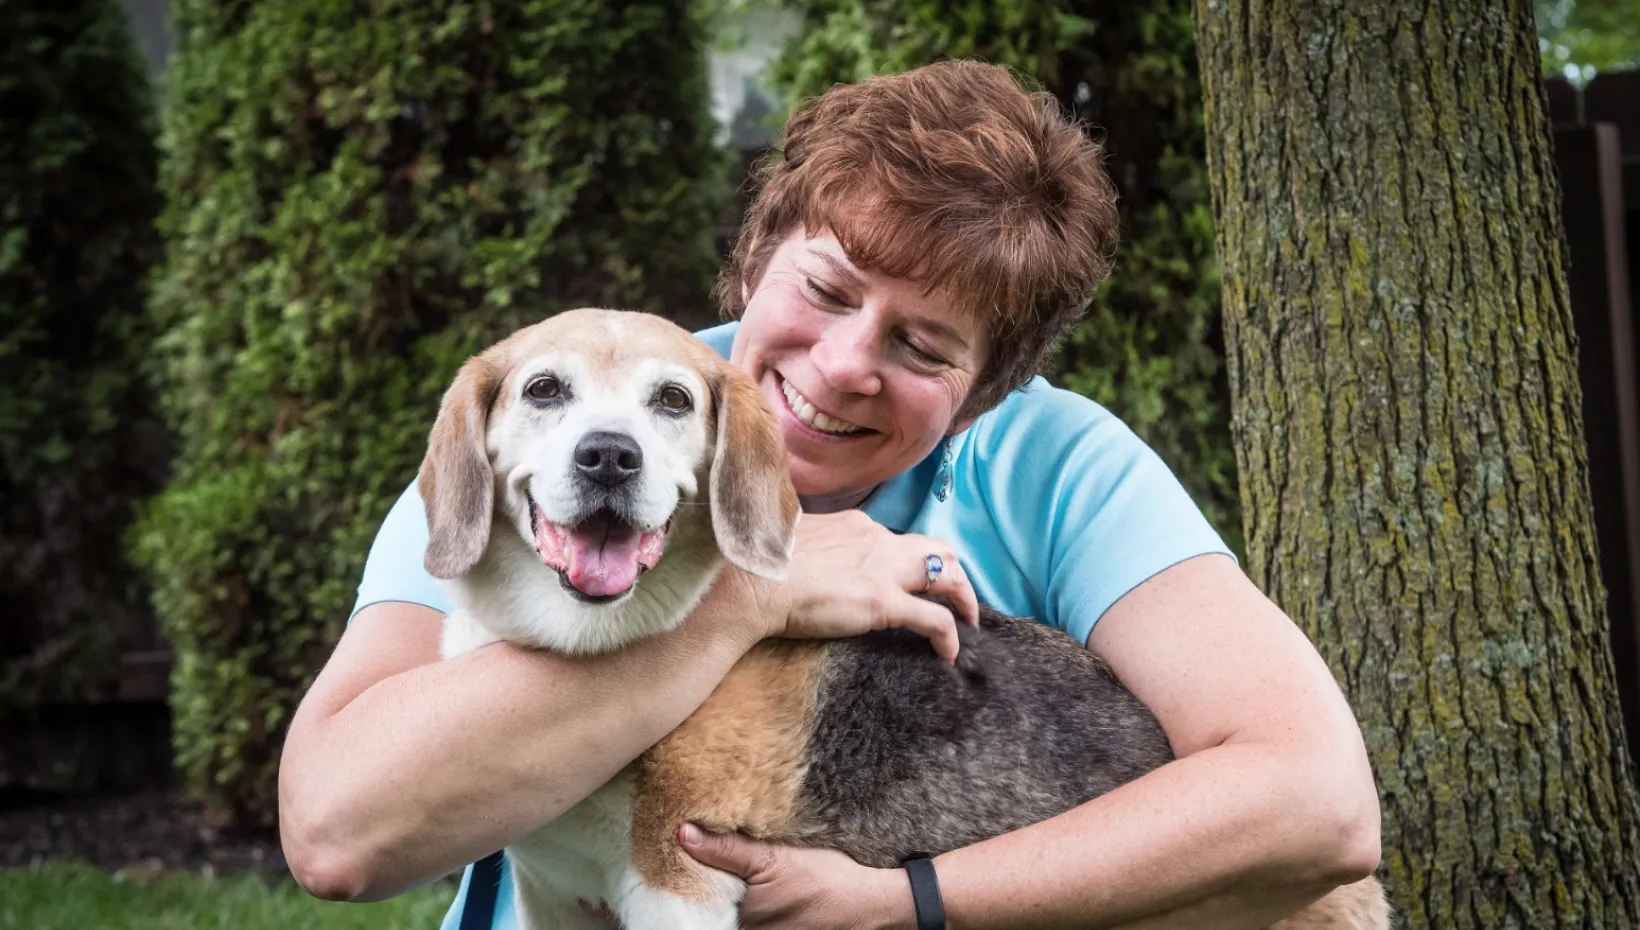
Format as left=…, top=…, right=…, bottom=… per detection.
left=0, top=787, right=287, bottom=878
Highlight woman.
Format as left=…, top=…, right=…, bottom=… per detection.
left=278, top=60, right=1382, bottom=929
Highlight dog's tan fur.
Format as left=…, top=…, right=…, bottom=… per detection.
left=421, top=350, right=509, bottom=578
left=1271, top=878, right=1392, bottom=929
left=630, top=639, right=827, bottom=900
left=705, top=364, right=801, bottom=577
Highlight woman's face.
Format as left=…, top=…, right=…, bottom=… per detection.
left=730, top=229, right=989, bottom=504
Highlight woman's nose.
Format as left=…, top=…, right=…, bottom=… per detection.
left=811, top=317, right=883, bottom=396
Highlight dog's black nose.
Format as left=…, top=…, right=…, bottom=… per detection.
left=574, top=431, right=643, bottom=486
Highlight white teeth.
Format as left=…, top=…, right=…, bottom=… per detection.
left=781, top=379, right=863, bottom=435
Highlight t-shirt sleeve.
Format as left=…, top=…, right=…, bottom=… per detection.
left=349, top=480, right=452, bottom=621
left=973, top=381, right=1234, bottom=645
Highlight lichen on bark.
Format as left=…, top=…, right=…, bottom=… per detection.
left=1194, top=0, right=1640, bottom=926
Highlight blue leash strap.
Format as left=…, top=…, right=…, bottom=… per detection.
left=459, top=851, right=505, bottom=930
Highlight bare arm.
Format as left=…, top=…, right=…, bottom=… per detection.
left=277, top=573, right=768, bottom=902
left=922, top=554, right=1382, bottom=929
left=278, top=510, right=970, bottom=903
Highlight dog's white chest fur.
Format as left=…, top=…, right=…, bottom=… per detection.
left=505, top=770, right=643, bottom=930
left=442, top=609, right=740, bottom=930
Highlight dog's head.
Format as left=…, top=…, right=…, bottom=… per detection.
left=417, top=308, right=798, bottom=648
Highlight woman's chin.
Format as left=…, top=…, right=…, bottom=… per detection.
left=786, top=443, right=925, bottom=508
left=789, top=465, right=864, bottom=505
left=790, top=475, right=849, bottom=500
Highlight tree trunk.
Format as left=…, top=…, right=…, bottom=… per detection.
left=1193, top=1, right=1640, bottom=927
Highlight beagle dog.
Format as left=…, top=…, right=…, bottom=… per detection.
left=421, top=308, right=1390, bottom=930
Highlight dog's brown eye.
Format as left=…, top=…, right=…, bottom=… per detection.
left=526, top=376, right=562, bottom=401
left=657, top=384, right=692, bottom=413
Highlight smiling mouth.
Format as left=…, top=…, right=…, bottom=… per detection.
left=779, top=377, right=869, bottom=436
left=528, top=496, right=669, bottom=602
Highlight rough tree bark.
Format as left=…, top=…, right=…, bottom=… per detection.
left=1193, top=1, right=1640, bottom=927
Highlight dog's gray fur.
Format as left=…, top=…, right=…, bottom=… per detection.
left=774, top=605, right=1174, bottom=867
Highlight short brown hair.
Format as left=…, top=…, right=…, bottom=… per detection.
left=716, top=60, right=1121, bottom=419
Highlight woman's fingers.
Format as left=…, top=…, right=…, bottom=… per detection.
left=775, top=513, right=979, bottom=659
left=933, top=556, right=980, bottom=628
left=898, top=540, right=980, bottom=627
left=882, top=592, right=963, bottom=663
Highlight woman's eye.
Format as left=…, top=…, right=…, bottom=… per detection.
left=904, top=338, right=948, bottom=368
left=525, top=376, right=562, bottom=401
left=804, top=278, right=844, bottom=306
left=657, top=384, right=692, bottom=412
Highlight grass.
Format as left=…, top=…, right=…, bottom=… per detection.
left=0, top=860, right=456, bottom=930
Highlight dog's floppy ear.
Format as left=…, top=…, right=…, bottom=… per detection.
left=709, top=363, right=799, bottom=580
left=419, top=353, right=507, bottom=579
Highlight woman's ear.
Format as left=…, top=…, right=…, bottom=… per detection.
left=418, top=354, right=506, bottom=579
left=708, top=364, right=799, bottom=580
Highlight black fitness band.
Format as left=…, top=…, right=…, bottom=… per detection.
left=902, top=853, right=947, bottom=930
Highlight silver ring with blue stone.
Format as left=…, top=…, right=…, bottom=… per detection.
left=922, top=553, right=944, bottom=593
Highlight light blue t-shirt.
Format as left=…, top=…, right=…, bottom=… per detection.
left=350, top=321, right=1231, bottom=929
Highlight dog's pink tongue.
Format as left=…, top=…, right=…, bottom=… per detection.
left=563, top=522, right=667, bottom=598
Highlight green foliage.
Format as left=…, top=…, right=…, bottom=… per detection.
left=0, top=860, right=454, bottom=929
left=135, top=0, right=725, bottom=826
left=0, top=0, right=162, bottom=715
left=765, top=0, right=1241, bottom=553
left=1537, top=0, right=1640, bottom=81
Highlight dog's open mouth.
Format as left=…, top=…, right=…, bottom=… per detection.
left=530, top=498, right=668, bottom=602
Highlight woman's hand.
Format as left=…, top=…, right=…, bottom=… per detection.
left=679, top=824, right=911, bottom=930
left=753, top=509, right=980, bottom=662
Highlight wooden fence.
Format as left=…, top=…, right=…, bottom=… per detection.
left=1547, top=67, right=1640, bottom=772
